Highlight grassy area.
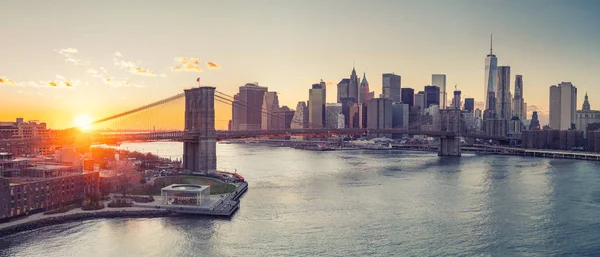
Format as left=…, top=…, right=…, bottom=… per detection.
left=146, top=176, right=236, bottom=195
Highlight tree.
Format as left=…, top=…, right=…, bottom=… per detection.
left=113, top=160, right=137, bottom=197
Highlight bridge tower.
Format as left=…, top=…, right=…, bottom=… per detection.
left=439, top=109, right=461, bottom=156
left=183, top=86, right=217, bottom=174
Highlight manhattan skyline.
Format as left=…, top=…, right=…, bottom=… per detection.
left=1, top=0, right=599, bottom=129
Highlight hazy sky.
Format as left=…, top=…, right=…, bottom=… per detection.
left=1, top=0, right=599, bottom=129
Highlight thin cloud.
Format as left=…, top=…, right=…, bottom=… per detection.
left=172, top=57, right=204, bottom=72
left=205, top=62, right=220, bottom=69
left=113, top=53, right=158, bottom=77
left=0, top=76, right=15, bottom=84
left=48, top=81, right=57, bottom=87
left=528, top=105, right=546, bottom=114
left=55, top=48, right=87, bottom=66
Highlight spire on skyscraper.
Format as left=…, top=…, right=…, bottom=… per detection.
left=583, top=91, right=591, bottom=111
left=361, top=72, right=368, bottom=84
left=490, top=33, right=493, bottom=55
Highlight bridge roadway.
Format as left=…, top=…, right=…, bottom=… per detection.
left=90, top=129, right=511, bottom=143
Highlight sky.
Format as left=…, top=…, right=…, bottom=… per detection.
left=1, top=0, right=599, bottom=129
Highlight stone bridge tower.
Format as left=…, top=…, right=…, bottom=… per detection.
left=183, top=86, right=217, bottom=174
left=439, top=109, right=461, bottom=156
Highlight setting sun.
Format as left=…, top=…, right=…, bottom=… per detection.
left=73, top=114, right=93, bottom=131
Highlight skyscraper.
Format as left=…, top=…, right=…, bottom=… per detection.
left=576, top=92, right=600, bottom=137
left=496, top=66, right=511, bottom=119
left=326, top=103, right=344, bottom=129
left=309, top=82, right=326, bottom=128
left=401, top=88, right=414, bottom=107
left=349, top=67, right=359, bottom=103
left=424, top=85, right=440, bottom=108
left=337, top=78, right=350, bottom=103
left=414, top=91, right=426, bottom=111
left=452, top=87, right=461, bottom=109
left=367, top=97, right=393, bottom=132
left=359, top=73, right=370, bottom=104
left=261, top=91, right=280, bottom=130
left=512, top=75, right=525, bottom=120
left=291, top=101, right=308, bottom=129
left=382, top=73, right=401, bottom=103
left=464, top=98, right=475, bottom=112
left=550, top=82, right=577, bottom=130
left=431, top=74, right=446, bottom=108
left=484, top=34, right=498, bottom=111
left=232, top=83, right=268, bottom=131
left=529, top=111, right=541, bottom=130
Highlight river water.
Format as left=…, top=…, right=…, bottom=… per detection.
left=2, top=142, right=600, bottom=256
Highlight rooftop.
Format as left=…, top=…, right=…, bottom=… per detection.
left=161, top=184, right=210, bottom=193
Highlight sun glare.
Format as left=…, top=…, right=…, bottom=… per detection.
left=73, top=114, right=93, bottom=131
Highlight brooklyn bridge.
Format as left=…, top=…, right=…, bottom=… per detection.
left=0, top=84, right=517, bottom=174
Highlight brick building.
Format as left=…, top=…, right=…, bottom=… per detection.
left=1, top=172, right=99, bottom=220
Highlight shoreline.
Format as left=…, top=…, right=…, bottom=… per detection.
left=0, top=181, right=249, bottom=237
left=0, top=209, right=172, bottom=237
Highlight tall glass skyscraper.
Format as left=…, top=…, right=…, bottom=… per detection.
left=431, top=74, right=446, bottom=108
left=484, top=34, right=498, bottom=111
left=382, top=73, right=401, bottom=103
left=496, top=66, right=511, bottom=119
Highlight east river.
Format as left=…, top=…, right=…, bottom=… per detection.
left=2, top=142, right=600, bottom=256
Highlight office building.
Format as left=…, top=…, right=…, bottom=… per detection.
left=512, top=75, right=526, bottom=120
left=261, top=91, right=280, bottom=130
left=367, top=98, right=393, bottom=137
left=326, top=103, right=344, bottom=129
left=496, top=66, right=511, bottom=119
left=359, top=73, right=370, bottom=104
left=231, top=83, right=267, bottom=131
left=291, top=101, right=308, bottom=129
left=529, top=111, right=541, bottom=130
left=464, top=98, right=475, bottom=112
left=349, top=67, right=360, bottom=103
left=484, top=34, right=498, bottom=111
left=392, top=103, right=409, bottom=129
left=275, top=106, right=295, bottom=129
left=401, top=88, right=414, bottom=107
left=451, top=87, right=461, bottom=109
left=549, top=82, right=577, bottom=130
left=431, top=74, right=446, bottom=108
left=337, top=78, right=350, bottom=103
left=576, top=92, right=600, bottom=137
left=414, top=91, right=426, bottom=112
left=382, top=73, right=401, bottom=103
left=424, top=85, right=440, bottom=108
left=309, top=82, right=327, bottom=128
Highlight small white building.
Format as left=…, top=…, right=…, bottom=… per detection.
left=161, top=184, right=211, bottom=206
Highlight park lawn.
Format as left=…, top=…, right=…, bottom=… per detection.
left=152, top=176, right=236, bottom=195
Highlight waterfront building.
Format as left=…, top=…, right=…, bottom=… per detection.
left=0, top=118, right=49, bottom=139
left=392, top=103, right=409, bottom=129
left=382, top=73, right=401, bottom=103
left=575, top=92, right=600, bottom=137
left=422, top=105, right=440, bottom=131
left=424, top=85, right=440, bottom=108
left=359, top=73, right=370, bottom=104
left=261, top=91, right=280, bottom=130
left=483, top=118, right=508, bottom=137
left=401, top=88, right=414, bottom=107
left=1, top=171, right=99, bottom=219
left=549, top=82, right=577, bottom=130
left=496, top=66, right=511, bottom=119
left=291, top=101, right=308, bottom=129
left=431, top=74, right=446, bottom=109
left=308, top=82, right=326, bottom=128
left=231, top=83, right=267, bottom=131
left=522, top=130, right=585, bottom=150
left=464, top=98, right=475, bottom=112
left=161, top=184, right=211, bottom=207
left=367, top=98, right=393, bottom=137
left=339, top=97, right=355, bottom=128
left=326, top=103, right=343, bottom=129
left=484, top=34, right=498, bottom=111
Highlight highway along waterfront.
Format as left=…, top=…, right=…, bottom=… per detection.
left=2, top=142, right=600, bottom=256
